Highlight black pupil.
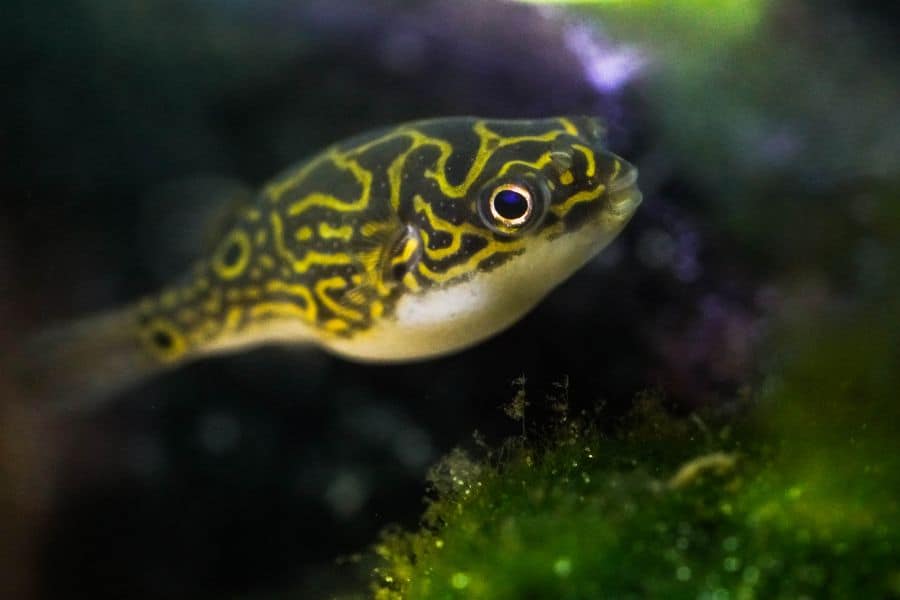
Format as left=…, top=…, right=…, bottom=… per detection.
left=493, top=189, right=529, bottom=220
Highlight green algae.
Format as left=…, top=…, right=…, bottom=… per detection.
left=372, top=302, right=900, bottom=599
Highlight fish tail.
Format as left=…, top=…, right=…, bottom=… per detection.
left=15, top=305, right=164, bottom=412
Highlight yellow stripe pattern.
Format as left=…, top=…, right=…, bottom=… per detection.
left=133, top=116, right=609, bottom=362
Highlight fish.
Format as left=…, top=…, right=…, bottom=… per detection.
left=22, top=116, right=642, bottom=409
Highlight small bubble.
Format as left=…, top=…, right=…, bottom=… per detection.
left=676, top=536, right=690, bottom=551
left=676, top=566, right=691, bottom=581
left=711, top=588, right=730, bottom=600
left=722, top=536, right=740, bottom=552
left=553, top=557, right=573, bottom=577
left=581, top=472, right=591, bottom=484
left=451, top=572, right=470, bottom=589
left=434, top=539, right=444, bottom=549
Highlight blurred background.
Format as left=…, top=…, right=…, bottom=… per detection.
left=2, top=0, right=898, bottom=598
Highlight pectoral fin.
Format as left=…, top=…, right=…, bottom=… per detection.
left=339, top=216, right=423, bottom=303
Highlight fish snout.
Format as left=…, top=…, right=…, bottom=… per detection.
left=605, top=154, right=642, bottom=217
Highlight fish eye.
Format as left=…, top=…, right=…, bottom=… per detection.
left=478, top=176, right=549, bottom=235
left=478, top=176, right=548, bottom=235
left=489, top=184, right=533, bottom=226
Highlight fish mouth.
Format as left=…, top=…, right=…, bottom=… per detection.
left=608, top=158, right=639, bottom=193
left=606, top=158, right=642, bottom=217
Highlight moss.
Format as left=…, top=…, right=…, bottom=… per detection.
left=372, top=300, right=899, bottom=598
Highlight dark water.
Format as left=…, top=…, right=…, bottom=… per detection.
left=3, top=1, right=898, bottom=598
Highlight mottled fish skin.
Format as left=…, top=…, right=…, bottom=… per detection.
left=29, top=117, right=641, bottom=406
left=134, top=116, right=641, bottom=365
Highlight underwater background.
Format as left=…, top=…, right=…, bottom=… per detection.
left=2, top=0, right=898, bottom=598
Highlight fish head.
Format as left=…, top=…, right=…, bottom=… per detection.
left=336, top=116, right=642, bottom=361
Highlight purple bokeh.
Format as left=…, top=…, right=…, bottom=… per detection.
left=564, top=23, right=647, bottom=94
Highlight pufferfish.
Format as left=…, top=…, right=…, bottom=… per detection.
left=25, top=116, right=641, bottom=408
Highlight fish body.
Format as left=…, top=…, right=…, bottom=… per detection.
left=26, top=116, right=641, bottom=407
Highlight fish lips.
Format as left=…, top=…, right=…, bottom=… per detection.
left=606, top=156, right=642, bottom=218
